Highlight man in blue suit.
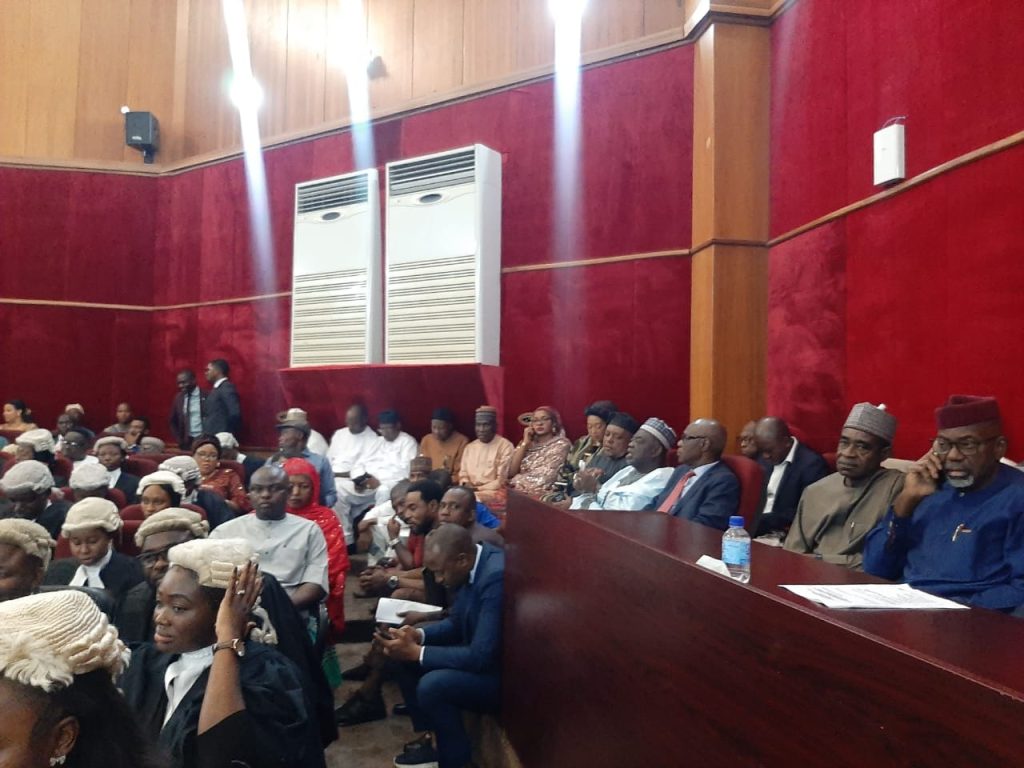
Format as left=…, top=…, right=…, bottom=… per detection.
left=380, top=524, right=504, bottom=768
left=652, top=418, right=740, bottom=530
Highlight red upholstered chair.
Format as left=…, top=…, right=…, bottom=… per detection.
left=720, top=455, right=764, bottom=530
left=119, top=520, right=143, bottom=557
left=51, top=456, right=74, bottom=481
left=60, top=486, right=129, bottom=509
left=822, top=452, right=837, bottom=472
left=120, top=503, right=206, bottom=521
left=123, top=456, right=159, bottom=477
left=141, top=452, right=186, bottom=464
left=0, top=430, right=23, bottom=443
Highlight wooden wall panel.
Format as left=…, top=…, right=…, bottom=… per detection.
left=75, top=0, right=132, bottom=162
left=322, top=0, right=354, bottom=124
left=24, top=0, right=82, bottom=159
left=123, top=0, right=181, bottom=163
left=582, top=0, right=645, bottom=53
left=411, top=0, right=465, bottom=98
left=644, top=0, right=686, bottom=35
left=367, top=0, right=414, bottom=112
left=515, top=0, right=555, bottom=71
left=284, top=0, right=328, bottom=132
left=0, top=0, right=31, bottom=156
left=1, top=0, right=694, bottom=166
left=182, top=0, right=237, bottom=158
left=464, top=0, right=518, bottom=85
left=247, top=0, right=291, bottom=139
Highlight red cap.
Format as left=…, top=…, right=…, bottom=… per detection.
left=934, top=395, right=1001, bottom=429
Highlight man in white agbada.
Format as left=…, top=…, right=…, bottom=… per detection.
left=571, top=418, right=677, bottom=511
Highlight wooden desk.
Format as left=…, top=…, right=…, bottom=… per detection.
left=502, top=494, right=1024, bottom=767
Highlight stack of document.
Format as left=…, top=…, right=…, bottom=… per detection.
left=375, top=597, right=444, bottom=625
left=780, top=583, right=969, bottom=610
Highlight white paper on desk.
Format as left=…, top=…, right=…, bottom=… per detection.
left=375, top=597, right=444, bottom=625
left=695, top=555, right=733, bottom=577
left=780, top=583, right=970, bottom=610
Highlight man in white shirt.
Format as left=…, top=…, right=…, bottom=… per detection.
left=327, top=404, right=381, bottom=544
left=364, top=410, right=418, bottom=503
left=572, top=418, right=676, bottom=511
left=210, top=465, right=328, bottom=612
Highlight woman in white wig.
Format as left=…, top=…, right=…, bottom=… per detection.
left=120, top=538, right=324, bottom=768
left=0, top=589, right=162, bottom=767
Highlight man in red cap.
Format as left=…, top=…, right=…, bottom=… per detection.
left=863, top=395, right=1024, bottom=611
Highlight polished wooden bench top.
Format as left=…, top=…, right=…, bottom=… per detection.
left=502, top=493, right=1024, bottom=768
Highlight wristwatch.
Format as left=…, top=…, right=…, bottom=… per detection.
left=214, top=638, right=246, bottom=657
left=388, top=537, right=402, bottom=548
left=387, top=575, right=400, bottom=591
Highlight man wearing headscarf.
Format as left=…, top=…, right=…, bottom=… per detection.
left=419, top=407, right=469, bottom=477
left=458, top=406, right=515, bottom=510
left=785, top=403, right=905, bottom=568
left=0, top=460, right=69, bottom=539
left=864, top=395, right=1024, bottom=610
left=572, top=418, right=676, bottom=511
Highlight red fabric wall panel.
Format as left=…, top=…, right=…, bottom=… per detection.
left=770, top=146, right=1024, bottom=458
left=766, top=221, right=847, bottom=453
left=1, top=46, right=694, bottom=446
left=0, top=305, right=151, bottom=431
left=772, top=0, right=1024, bottom=236
left=501, top=256, right=691, bottom=440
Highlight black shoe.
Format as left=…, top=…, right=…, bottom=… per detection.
left=341, top=662, right=371, bottom=681
left=392, top=703, right=409, bottom=717
left=335, top=692, right=386, bottom=727
left=393, top=740, right=438, bottom=768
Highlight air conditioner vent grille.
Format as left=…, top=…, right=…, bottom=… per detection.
left=388, top=148, right=476, bottom=197
left=296, top=174, right=369, bottom=213
left=385, top=254, right=479, bottom=362
left=291, top=268, right=369, bottom=366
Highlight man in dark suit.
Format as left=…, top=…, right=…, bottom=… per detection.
left=751, top=417, right=830, bottom=538
left=202, top=358, right=242, bottom=435
left=169, top=368, right=206, bottom=450
left=380, top=524, right=504, bottom=768
left=653, top=418, right=740, bottom=530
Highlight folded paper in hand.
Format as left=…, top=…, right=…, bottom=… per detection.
left=376, top=597, right=444, bottom=625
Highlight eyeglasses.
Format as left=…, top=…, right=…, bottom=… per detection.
left=681, top=435, right=705, bottom=443
left=137, top=545, right=174, bottom=566
left=932, top=436, right=998, bottom=456
left=64, top=440, right=86, bottom=448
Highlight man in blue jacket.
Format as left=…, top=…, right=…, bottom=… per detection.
left=652, top=418, right=740, bottom=529
left=380, top=524, right=504, bottom=768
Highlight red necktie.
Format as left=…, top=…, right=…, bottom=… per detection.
left=657, top=470, right=695, bottom=514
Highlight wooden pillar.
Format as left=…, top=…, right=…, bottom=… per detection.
left=687, top=4, right=772, bottom=447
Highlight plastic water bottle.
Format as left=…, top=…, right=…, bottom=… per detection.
left=722, top=516, right=751, bottom=583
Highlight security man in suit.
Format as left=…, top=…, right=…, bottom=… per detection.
left=202, top=358, right=242, bottom=435
left=652, top=418, right=740, bottom=529
left=379, top=524, right=504, bottom=768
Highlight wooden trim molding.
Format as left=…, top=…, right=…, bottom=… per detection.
left=501, top=249, right=690, bottom=274
left=0, top=291, right=290, bottom=313
left=768, top=128, right=1024, bottom=248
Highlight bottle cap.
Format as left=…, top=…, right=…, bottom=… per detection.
left=728, top=516, right=745, bottom=528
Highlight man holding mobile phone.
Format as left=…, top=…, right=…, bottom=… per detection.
left=863, top=395, right=1024, bottom=611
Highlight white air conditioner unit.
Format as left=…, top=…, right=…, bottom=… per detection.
left=385, top=144, right=501, bottom=364
left=290, top=169, right=382, bottom=366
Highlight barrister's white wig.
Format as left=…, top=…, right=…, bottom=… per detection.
left=0, top=518, right=56, bottom=569
left=61, top=498, right=122, bottom=538
left=0, top=590, right=128, bottom=692
left=135, top=508, right=209, bottom=547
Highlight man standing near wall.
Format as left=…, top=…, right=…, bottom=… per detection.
left=202, top=358, right=241, bottom=435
